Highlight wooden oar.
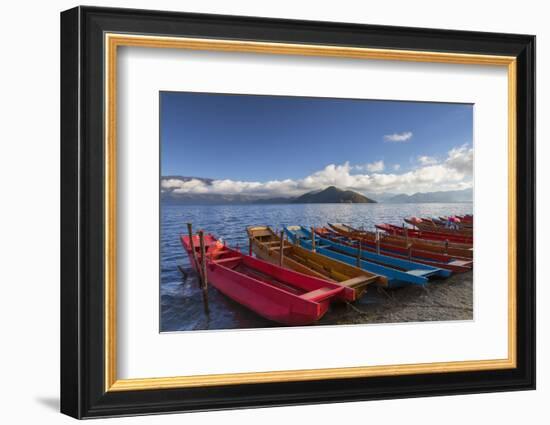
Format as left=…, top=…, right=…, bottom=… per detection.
left=279, top=230, right=285, bottom=266
left=198, top=230, right=210, bottom=315
left=186, top=223, right=204, bottom=288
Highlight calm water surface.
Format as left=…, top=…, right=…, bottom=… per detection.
left=160, top=202, right=473, bottom=332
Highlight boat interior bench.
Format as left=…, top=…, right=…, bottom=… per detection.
left=251, top=229, right=273, bottom=238
left=213, top=257, right=242, bottom=264
left=268, top=245, right=292, bottom=252
left=340, top=276, right=373, bottom=287
left=301, top=286, right=339, bottom=300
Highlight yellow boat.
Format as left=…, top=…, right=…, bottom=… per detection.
left=246, top=226, right=387, bottom=300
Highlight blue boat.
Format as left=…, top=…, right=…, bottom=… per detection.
left=285, top=226, right=447, bottom=288
left=305, top=226, right=449, bottom=277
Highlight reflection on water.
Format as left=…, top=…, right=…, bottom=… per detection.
left=160, top=202, right=473, bottom=332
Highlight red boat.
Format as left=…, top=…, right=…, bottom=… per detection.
left=181, top=233, right=354, bottom=326
left=333, top=223, right=472, bottom=258
left=405, top=217, right=473, bottom=236
left=376, top=223, right=473, bottom=245
left=456, top=214, right=474, bottom=224
left=437, top=217, right=473, bottom=229
left=323, top=225, right=473, bottom=273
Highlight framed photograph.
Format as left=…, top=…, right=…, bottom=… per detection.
left=60, top=6, right=535, bottom=419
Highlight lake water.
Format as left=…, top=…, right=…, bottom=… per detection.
left=160, top=202, right=473, bottom=332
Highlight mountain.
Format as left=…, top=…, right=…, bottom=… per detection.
left=292, top=186, right=376, bottom=204
left=161, top=176, right=377, bottom=204
left=251, top=197, right=294, bottom=204
left=162, top=176, right=214, bottom=185
left=161, top=176, right=471, bottom=204
left=386, top=188, right=473, bottom=203
left=161, top=193, right=282, bottom=205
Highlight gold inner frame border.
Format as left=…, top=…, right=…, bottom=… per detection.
left=104, top=33, right=517, bottom=392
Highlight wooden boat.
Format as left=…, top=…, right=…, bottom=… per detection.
left=457, top=214, right=474, bottom=223
left=366, top=227, right=473, bottom=259
left=311, top=228, right=451, bottom=278
left=377, top=223, right=473, bottom=245
left=247, top=226, right=387, bottom=297
left=323, top=225, right=473, bottom=273
left=437, top=217, right=473, bottom=229
left=285, top=226, right=444, bottom=288
left=405, top=217, right=473, bottom=236
left=328, top=223, right=472, bottom=258
left=408, top=220, right=473, bottom=240
left=438, top=215, right=473, bottom=223
left=181, top=233, right=354, bottom=326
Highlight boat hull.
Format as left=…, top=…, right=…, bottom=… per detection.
left=332, top=223, right=473, bottom=258
left=325, top=226, right=472, bottom=273
left=312, top=231, right=451, bottom=279
left=405, top=218, right=473, bottom=237
left=181, top=234, right=348, bottom=325
left=247, top=226, right=386, bottom=298
left=376, top=223, right=473, bottom=246
left=285, top=226, right=431, bottom=288
left=208, top=260, right=329, bottom=325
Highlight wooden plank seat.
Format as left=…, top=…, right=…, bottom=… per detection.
left=213, top=257, right=242, bottom=264
left=301, top=287, right=335, bottom=300
left=268, top=245, right=293, bottom=252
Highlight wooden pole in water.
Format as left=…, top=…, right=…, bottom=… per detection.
left=444, top=239, right=449, bottom=255
left=186, top=223, right=203, bottom=286
left=279, top=230, right=285, bottom=266
left=198, top=231, right=210, bottom=315
left=311, top=227, right=316, bottom=252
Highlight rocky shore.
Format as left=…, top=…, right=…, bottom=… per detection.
left=317, top=270, right=473, bottom=326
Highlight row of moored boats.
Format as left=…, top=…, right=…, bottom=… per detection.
left=181, top=215, right=474, bottom=326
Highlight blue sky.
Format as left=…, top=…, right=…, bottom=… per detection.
left=160, top=92, right=473, bottom=196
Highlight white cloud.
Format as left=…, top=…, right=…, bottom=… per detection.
left=445, top=144, right=473, bottom=175
left=384, top=131, right=413, bottom=142
left=366, top=160, right=385, bottom=172
left=161, top=178, right=210, bottom=193
left=355, top=160, right=385, bottom=173
left=163, top=144, right=473, bottom=197
left=417, top=155, right=438, bottom=166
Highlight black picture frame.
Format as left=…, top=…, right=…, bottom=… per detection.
left=61, top=5, right=535, bottom=419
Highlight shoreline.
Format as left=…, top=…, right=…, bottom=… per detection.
left=317, top=271, right=473, bottom=326
left=161, top=270, right=473, bottom=332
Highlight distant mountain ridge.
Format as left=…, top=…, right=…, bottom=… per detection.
left=292, top=186, right=376, bottom=204
left=161, top=176, right=375, bottom=204
left=386, top=188, right=473, bottom=203
left=162, top=176, right=213, bottom=184
left=161, top=176, right=471, bottom=204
